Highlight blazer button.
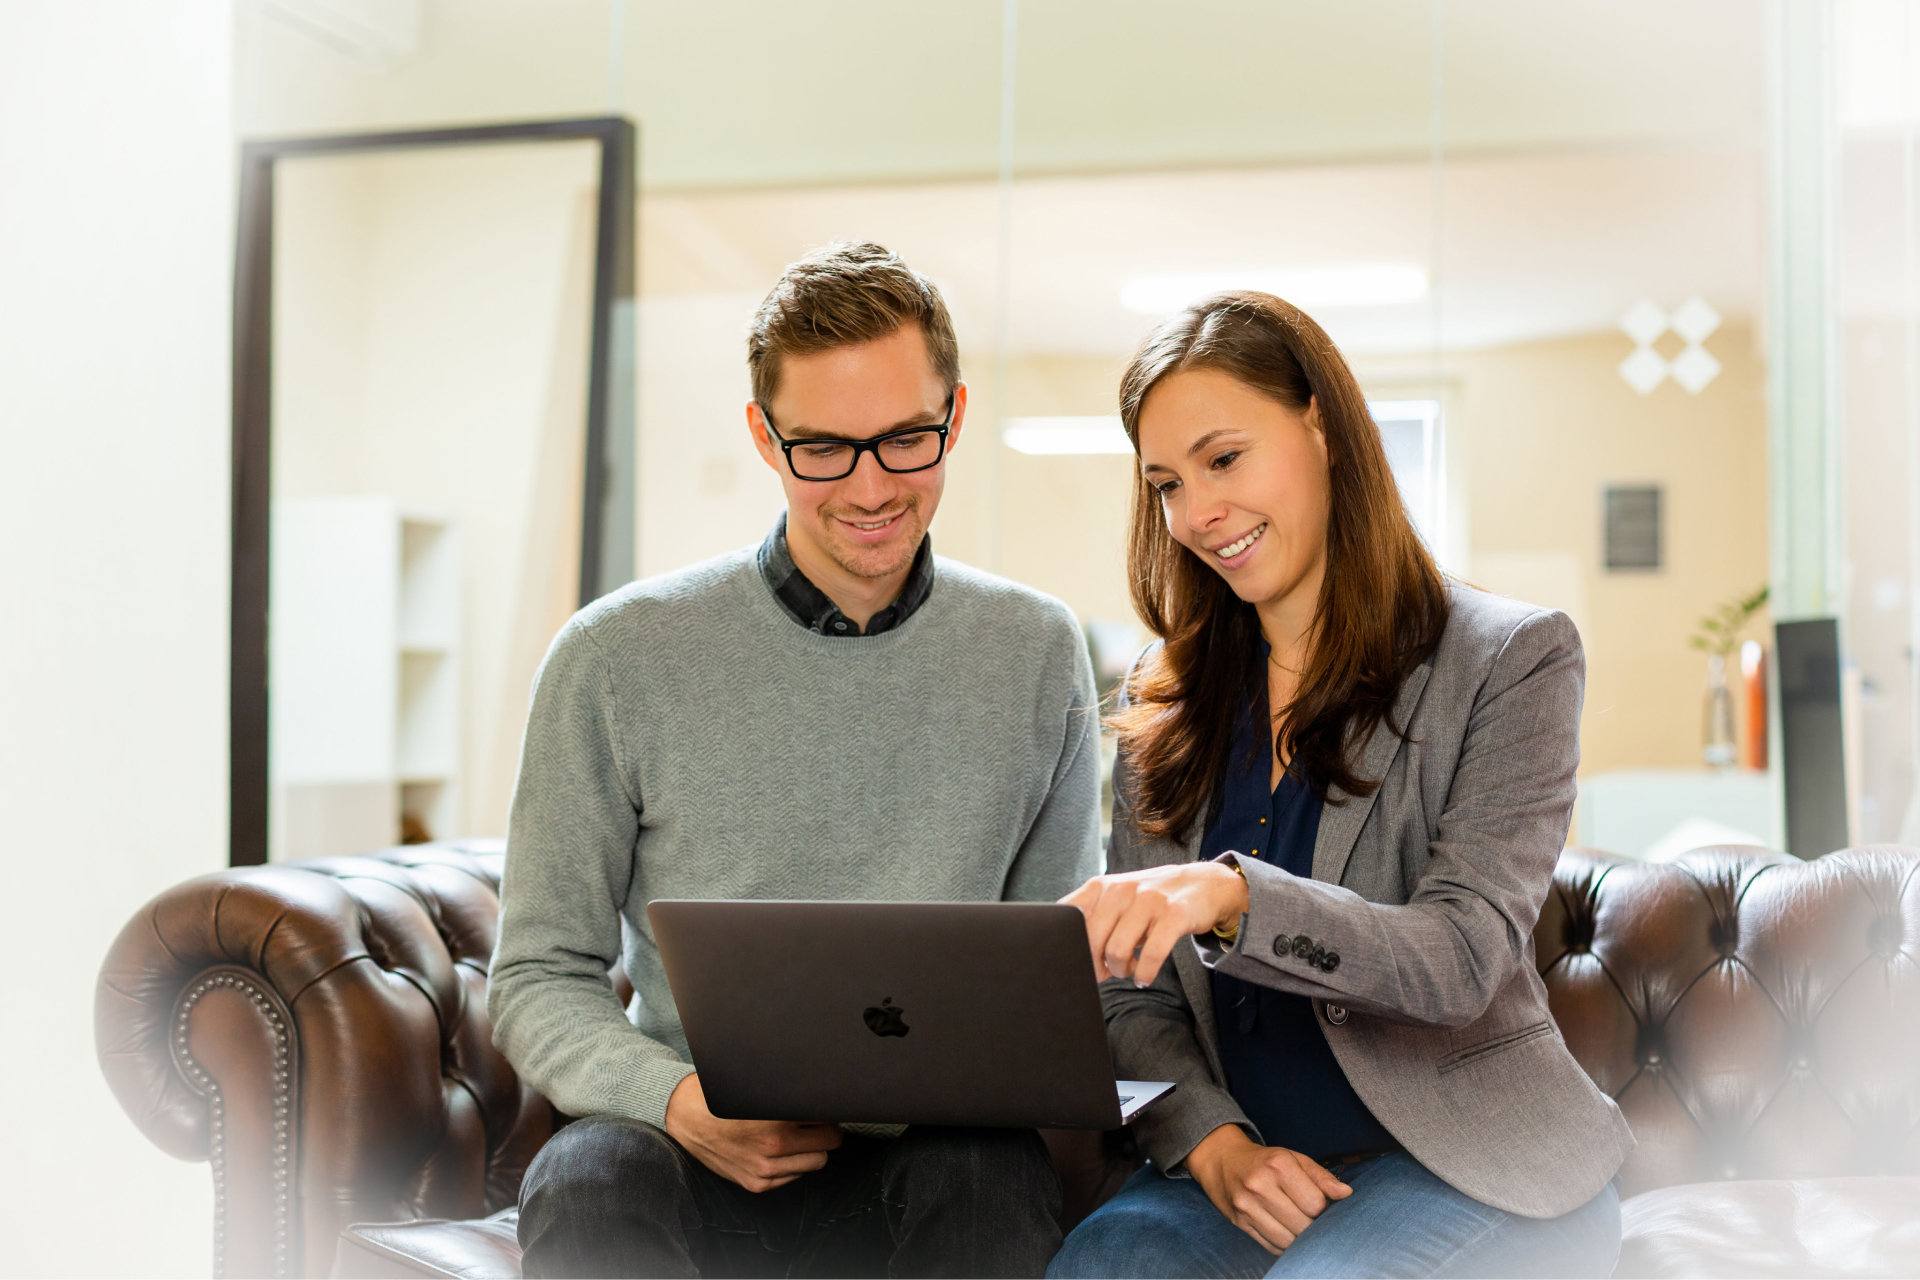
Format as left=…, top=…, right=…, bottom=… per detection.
left=1326, top=1004, right=1349, bottom=1026
left=1320, top=951, right=1341, bottom=973
left=1291, top=936, right=1315, bottom=960
left=1272, top=934, right=1294, bottom=958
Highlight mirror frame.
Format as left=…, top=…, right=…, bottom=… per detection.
left=230, top=116, right=637, bottom=866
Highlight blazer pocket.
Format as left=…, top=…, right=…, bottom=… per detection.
left=1436, top=1020, right=1554, bottom=1075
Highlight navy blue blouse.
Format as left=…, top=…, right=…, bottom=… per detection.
left=1202, top=674, right=1399, bottom=1162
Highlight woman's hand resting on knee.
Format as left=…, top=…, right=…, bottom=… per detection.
left=1183, top=1125, right=1353, bottom=1255
left=664, top=1073, right=843, bottom=1193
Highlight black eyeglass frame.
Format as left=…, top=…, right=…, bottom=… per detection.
left=758, top=393, right=956, bottom=481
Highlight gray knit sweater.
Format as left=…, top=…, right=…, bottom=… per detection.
left=488, top=546, right=1104, bottom=1129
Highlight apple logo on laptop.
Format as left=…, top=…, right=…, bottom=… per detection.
left=863, top=997, right=910, bottom=1038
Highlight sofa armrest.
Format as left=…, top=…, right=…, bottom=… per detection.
left=95, top=848, right=549, bottom=1279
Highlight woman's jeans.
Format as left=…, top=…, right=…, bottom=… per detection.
left=1047, top=1153, right=1621, bottom=1279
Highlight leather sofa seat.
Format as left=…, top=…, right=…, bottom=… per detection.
left=1617, top=1177, right=1920, bottom=1277
left=338, top=1175, right=1920, bottom=1280
left=333, top=1210, right=522, bottom=1280
left=96, top=841, right=1920, bottom=1277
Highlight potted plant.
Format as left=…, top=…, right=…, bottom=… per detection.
left=1690, top=585, right=1768, bottom=768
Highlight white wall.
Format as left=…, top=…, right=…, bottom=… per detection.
left=0, top=1, right=232, bottom=1274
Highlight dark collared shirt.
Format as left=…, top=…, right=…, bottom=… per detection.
left=756, top=512, right=935, bottom=637
left=1204, top=649, right=1399, bottom=1162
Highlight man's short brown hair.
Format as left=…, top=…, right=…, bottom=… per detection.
left=747, top=242, right=961, bottom=409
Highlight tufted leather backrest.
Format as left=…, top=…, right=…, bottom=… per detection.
left=95, top=840, right=563, bottom=1279
left=1535, top=845, right=1920, bottom=1198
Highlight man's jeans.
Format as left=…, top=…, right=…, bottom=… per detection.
left=518, top=1116, right=1063, bottom=1278
left=1046, top=1153, right=1621, bottom=1279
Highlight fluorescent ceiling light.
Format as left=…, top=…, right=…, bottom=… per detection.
left=1120, top=264, right=1428, bottom=315
left=1003, top=417, right=1133, bottom=455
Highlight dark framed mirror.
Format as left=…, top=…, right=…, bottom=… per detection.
left=231, top=116, right=636, bottom=867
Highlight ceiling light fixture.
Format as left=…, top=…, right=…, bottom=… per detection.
left=1003, top=417, right=1133, bottom=455
left=1119, top=264, right=1429, bottom=315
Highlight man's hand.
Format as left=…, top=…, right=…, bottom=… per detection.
left=663, top=1073, right=843, bottom=1193
left=1059, top=861, right=1250, bottom=987
left=1183, top=1125, right=1353, bottom=1254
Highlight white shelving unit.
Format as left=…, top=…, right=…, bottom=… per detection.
left=270, top=496, right=460, bottom=862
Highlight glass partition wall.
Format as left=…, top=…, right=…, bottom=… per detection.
left=1837, top=0, right=1920, bottom=844
left=997, top=2, right=1771, bottom=854
left=247, top=0, right=1914, bottom=863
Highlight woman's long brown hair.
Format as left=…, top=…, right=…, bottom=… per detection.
left=1110, top=292, right=1450, bottom=841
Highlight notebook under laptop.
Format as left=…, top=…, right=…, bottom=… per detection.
left=647, top=899, right=1174, bottom=1130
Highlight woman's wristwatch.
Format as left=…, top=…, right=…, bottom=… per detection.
left=1213, top=859, right=1248, bottom=944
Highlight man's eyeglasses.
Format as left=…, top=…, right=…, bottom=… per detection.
left=758, top=395, right=955, bottom=481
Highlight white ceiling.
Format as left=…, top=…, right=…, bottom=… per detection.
left=244, top=0, right=1767, bottom=189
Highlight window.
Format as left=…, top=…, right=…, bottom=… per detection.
left=1370, top=399, right=1444, bottom=557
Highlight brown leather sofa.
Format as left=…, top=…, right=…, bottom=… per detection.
left=96, top=840, right=1920, bottom=1278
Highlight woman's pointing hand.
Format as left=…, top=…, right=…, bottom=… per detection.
left=1060, top=860, right=1250, bottom=987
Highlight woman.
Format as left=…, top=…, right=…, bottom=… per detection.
left=1048, top=293, right=1633, bottom=1279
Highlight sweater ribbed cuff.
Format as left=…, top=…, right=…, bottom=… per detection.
left=612, top=1057, right=698, bottom=1130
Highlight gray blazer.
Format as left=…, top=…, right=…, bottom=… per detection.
left=1105, top=584, right=1634, bottom=1219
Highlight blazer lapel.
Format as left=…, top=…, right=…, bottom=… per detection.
left=1312, top=662, right=1433, bottom=886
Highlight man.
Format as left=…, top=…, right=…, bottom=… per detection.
left=491, top=242, right=1102, bottom=1279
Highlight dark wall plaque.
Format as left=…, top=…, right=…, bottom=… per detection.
left=1604, top=484, right=1662, bottom=571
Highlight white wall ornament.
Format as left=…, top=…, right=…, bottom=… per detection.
left=1617, top=296, right=1723, bottom=396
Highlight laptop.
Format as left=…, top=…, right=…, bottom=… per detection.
left=647, top=899, right=1174, bottom=1130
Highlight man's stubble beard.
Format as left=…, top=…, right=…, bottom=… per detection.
left=816, top=494, right=925, bottom=582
